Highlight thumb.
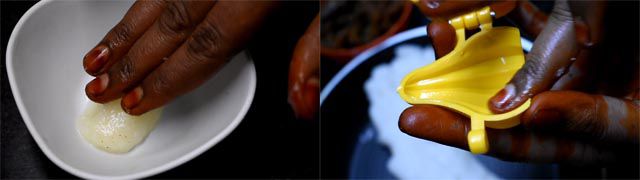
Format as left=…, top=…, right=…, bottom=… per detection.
left=489, top=0, right=579, bottom=113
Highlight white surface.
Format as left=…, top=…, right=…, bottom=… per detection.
left=364, top=45, right=498, bottom=179
left=321, top=27, right=426, bottom=104
left=6, top=0, right=256, bottom=179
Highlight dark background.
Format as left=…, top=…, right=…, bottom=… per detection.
left=1, top=1, right=319, bottom=178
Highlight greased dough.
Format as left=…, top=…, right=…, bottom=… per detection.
left=77, top=99, right=162, bottom=153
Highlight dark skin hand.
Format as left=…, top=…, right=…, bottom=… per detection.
left=421, top=0, right=516, bottom=57
left=288, top=14, right=320, bottom=120
left=84, top=1, right=276, bottom=115
left=83, top=1, right=319, bottom=119
left=402, top=0, right=639, bottom=164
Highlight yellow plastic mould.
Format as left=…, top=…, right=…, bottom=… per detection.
left=397, top=7, right=531, bottom=154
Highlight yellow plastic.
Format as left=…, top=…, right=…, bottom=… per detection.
left=397, top=7, right=531, bottom=154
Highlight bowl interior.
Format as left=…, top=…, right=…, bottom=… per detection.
left=7, top=0, right=255, bottom=178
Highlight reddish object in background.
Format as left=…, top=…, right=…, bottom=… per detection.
left=320, top=2, right=412, bottom=64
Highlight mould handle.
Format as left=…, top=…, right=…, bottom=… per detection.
left=468, top=117, right=489, bottom=154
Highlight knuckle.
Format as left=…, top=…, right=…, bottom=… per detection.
left=117, top=57, right=137, bottom=84
left=521, top=56, right=548, bottom=82
left=108, top=22, right=134, bottom=48
left=149, top=73, right=173, bottom=96
left=158, top=2, right=194, bottom=35
left=593, top=96, right=613, bottom=140
left=185, top=21, right=226, bottom=63
left=550, top=1, right=574, bottom=23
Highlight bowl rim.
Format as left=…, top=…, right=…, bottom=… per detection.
left=320, top=1, right=413, bottom=63
left=5, top=0, right=257, bottom=179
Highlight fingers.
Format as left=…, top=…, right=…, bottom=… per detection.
left=122, top=1, right=276, bottom=115
left=507, top=0, right=548, bottom=38
left=567, top=1, right=607, bottom=47
left=398, top=105, right=470, bottom=149
left=83, top=1, right=166, bottom=76
left=86, top=1, right=216, bottom=103
left=425, top=1, right=516, bottom=59
left=550, top=49, right=591, bottom=91
left=427, top=20, right=456, bottom=58
left=507, top=1, right=599, bottom=47
left=414, top=0, right=489, bottom=20
left=288, top=14, right=320, bottom=120
left=413, top=0, right=514, bottom=20
left=487, top=0, right=517, bottom=19
left=399, top=105, right=617, bottom=164
left=489, top=0, right=579, bottom=114
left=522, top=91, right=640, bottom=143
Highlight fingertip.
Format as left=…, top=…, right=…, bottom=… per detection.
left=121, top=87, right=143, bottom=115
left=85, top=73, right=110, bottom=103
left=85, top=83, right=100, bottom=103
left=427, top=20, right=455, bottom=36
left=398, top=106, right=423, bottom=135
left=521, top=100, right=563, bottom=131
left=289, top=78, right=319, bottom=120
left=398, top=105, right=470, bottom=149
left=521, top=91, right=579, bottom=130
left=399, top=105, right=446, bottom=135
left=521, top=92, right=548, bottom=127
left=83, top=44, right=110, bottom=76
left=489, top=83, right=520, bottom=114
left=427, top=20, right=456, bottom=58
left=489, top=88, right=509, bottom=113
left=489, top=0, right=516, bottom=18
left=123, top=108, right=142, bottom=116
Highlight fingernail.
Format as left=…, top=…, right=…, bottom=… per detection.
left=490, top=84, right=516, bottom=113
left=122, top=87, right=143, bottom=110
left=86, top=73, right=109, bottom=96
left=83, top=45, right=109, bottom=74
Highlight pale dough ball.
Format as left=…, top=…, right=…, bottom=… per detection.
left=77, top=99, right=162, bottom=153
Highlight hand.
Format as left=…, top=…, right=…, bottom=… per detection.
left=401, top=0, right=639, bottom=164
left=83, top=1, right=276, bottom=115
left=414, top=0, right=517, bottom=57
left=288, top=14, right=320, bottom=120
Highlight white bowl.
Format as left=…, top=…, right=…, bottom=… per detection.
left=6, top=0, right=256, bottom=179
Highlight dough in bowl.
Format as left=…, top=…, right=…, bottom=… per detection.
left=77, top=99, right=162, bottom=153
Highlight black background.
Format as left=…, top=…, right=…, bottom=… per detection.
left=1, top=1, right=319, bottom=178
